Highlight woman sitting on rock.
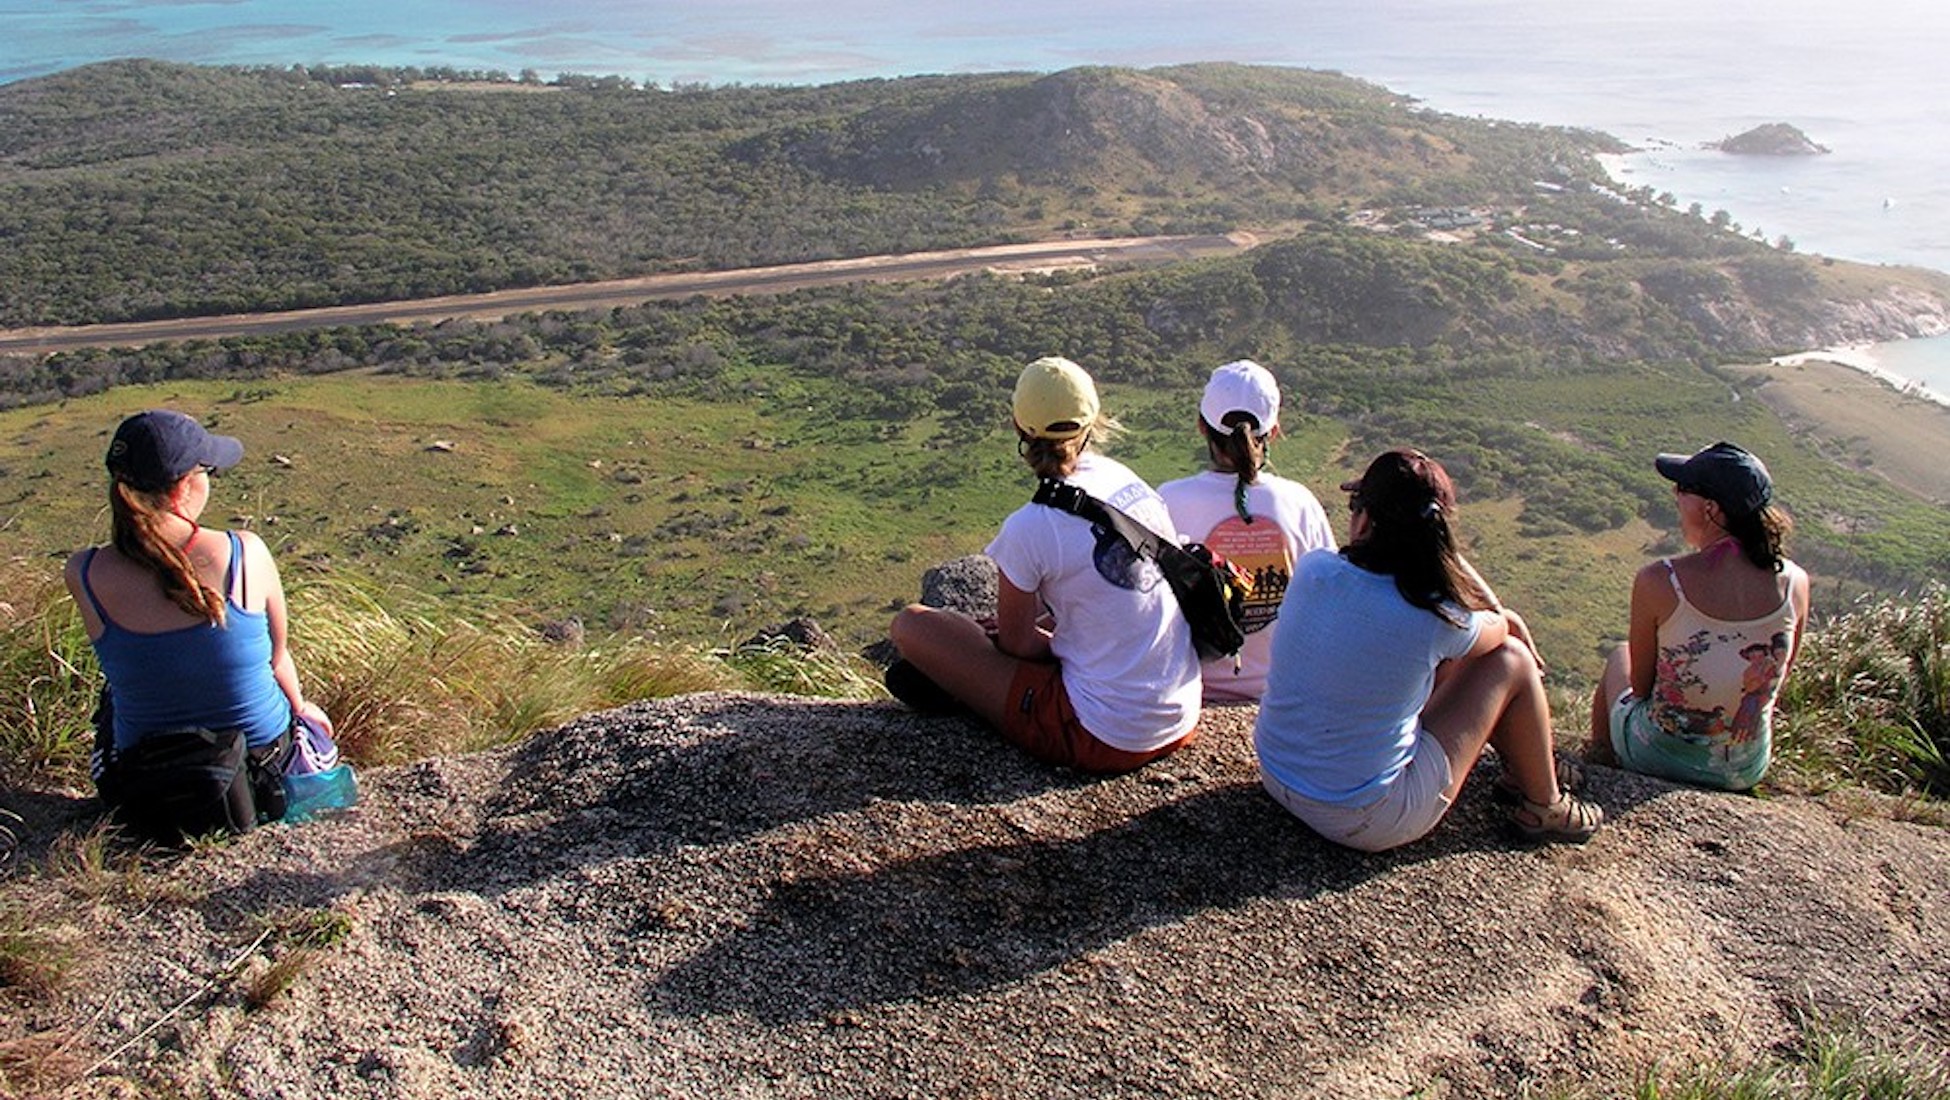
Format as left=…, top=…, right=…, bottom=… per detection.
left=65, top=409, right=337, bottom=837
left=1253, top=448, right=1601, bottom=850
left=1159, top=359, right=1335, bottom=701
left=886, top=356, right=1201, bottom=773
left=1589, top=442, right=1809, bottom=791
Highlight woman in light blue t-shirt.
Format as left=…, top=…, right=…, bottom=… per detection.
left=1253, top=449, right=1602, bottom=851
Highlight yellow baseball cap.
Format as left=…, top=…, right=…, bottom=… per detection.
left=1012, top=356, right=1100, bottom=440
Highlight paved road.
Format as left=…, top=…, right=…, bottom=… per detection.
left=0, top=233, right=1254, bottom=356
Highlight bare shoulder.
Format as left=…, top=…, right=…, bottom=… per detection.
left=1631, top=556, right=1680, bottom=610
left=61, top=546, right=95, bottom=587
left=1632, top=556, right=1674, bottom=589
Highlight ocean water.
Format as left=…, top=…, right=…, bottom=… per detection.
left=3, top=0, right=1946, bottom=391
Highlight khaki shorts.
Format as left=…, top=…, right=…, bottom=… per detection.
left=1259, top=728, right=1455, bottom=852
left=999, top=660, right=1193, bottom=774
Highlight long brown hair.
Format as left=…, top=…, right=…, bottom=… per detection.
left=109, top=479, right=226, bottom=625
left=1723, top=503, right=1793, bottom=573
left=1340, top=450, right=1490, bottom=627
left=1203, top=412, right=1268, bottom=523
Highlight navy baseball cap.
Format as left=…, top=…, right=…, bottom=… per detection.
left=105, top=410, right=244, bottom=492
left=1655, top=441, right=1772, bottom=516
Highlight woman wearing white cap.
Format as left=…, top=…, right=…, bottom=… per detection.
left=1158, top=359, right=1335, bottom=701
left=1589, top=441, right=1810, bottom=790
left=65, top=409, right=337, bottom=835
left=887, top=357, right=1201, bottom=773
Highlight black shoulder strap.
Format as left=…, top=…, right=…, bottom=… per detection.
left=1032, top=478, right=1169, bottom=560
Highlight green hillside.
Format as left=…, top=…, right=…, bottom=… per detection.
left=0, top=59, right=1621, bottom=326
left=1, top=60, right=1947, bottom=678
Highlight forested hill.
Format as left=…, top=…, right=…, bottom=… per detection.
left=0, top=59, right=1631, bottom=327
left=3, top=59, right=1950, bottom=648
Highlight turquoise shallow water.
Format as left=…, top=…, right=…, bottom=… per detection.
left=4, top=0, right=1946, bottom=388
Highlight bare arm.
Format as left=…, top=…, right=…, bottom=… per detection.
left=1455, top=556, right=1542, bottom=668
left=1461, top=606, right=1510, bottom=660
left=1626, top=561, right=1677, bottom=700
left=63, top=550, right=106, bottom=641
left=993, top=574, right=1053, bottom=662
left=1783, top=565, right=1812, bottom=676
left=247, top=532, right=333, bottom=735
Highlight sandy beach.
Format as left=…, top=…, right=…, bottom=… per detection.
left=1769, top=345, right=1949, bottom=409
left=1724, top=353, right=1950, bottom=504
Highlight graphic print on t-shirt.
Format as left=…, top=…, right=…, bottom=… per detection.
left=1199, top=515, right=1292, bottom=632
left=1090, top=524, right=1161, bottom=591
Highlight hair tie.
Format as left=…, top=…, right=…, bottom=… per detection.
left=1419, top=500, right=1443, bottom=522
left=1233, top=480, right=1254, bottom=524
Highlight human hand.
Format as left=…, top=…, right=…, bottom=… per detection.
left=1503, top=608, right=1546, bottom=673
left=297, top=699, right=335, bottom=738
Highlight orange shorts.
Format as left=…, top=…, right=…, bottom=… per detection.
left=998, top=660, right=1194, bottom=774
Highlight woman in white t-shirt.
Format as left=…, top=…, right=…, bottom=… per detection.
left=1159, top=360, right=1335, bottom=701
left=886, top=357, right=1201, bottom=773
left=1253, top=449, right=1602, bottom=850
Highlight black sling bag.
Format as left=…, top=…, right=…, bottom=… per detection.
left=1031, top=477, right=1250, bottom=662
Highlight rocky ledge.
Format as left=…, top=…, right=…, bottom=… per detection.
left=9, top=693, right=1949, bottom=1098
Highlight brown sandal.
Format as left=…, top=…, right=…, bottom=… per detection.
left=1493, top=752, right=1586, bottom=804
left=1510, top=791, right=1603, bottom=842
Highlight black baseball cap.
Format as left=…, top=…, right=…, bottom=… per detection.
left=105, top=410, right=244, bottom=493
left=1655, top=441, right=1772, bottom=516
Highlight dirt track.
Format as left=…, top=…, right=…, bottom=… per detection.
left=0, top=233, right=1255, bottom=356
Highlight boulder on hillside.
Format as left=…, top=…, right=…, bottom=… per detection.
left=863, top=554, right=998, bottom=667
left=918, top=554, right=998, bottom=618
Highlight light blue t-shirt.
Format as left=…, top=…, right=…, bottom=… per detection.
left=1253, top=550, right=1486, bottom=804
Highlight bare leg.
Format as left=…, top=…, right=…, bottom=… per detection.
left=1586, top=645, right=1629, bottom=767
left=888, top=604, right=1024, bottom=730
left=1421, top=638, right=1561, bottom=806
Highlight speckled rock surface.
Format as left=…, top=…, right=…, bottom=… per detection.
left=13, top=694, right=1950, bottom=1098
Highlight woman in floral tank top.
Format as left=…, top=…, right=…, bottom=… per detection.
left=1589, top=442, right=1811, bottom=790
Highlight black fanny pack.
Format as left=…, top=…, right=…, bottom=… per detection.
left=1031, top=478, right=1250, bottom=662
left=98, top=723, right=293, bottom=845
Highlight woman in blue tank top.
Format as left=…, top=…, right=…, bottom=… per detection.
left=63, top=410, right=335, bottom=798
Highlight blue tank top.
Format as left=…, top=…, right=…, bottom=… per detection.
left=82, top=532, right=292, bottom=750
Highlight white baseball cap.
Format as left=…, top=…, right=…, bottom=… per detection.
left=1199, top=359, right=1279, bottom=436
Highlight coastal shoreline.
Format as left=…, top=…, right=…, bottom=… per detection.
left=1767, top=344, right=1949, bottom=410
left=1723, top=353, right=1950, bottom=505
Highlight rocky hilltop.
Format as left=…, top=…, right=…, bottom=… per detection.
left=15, top=694, right=1948, bottom=1098
left=1709, top=122, right=1830, bottom=156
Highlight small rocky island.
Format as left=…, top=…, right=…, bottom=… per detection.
left=1708, top=122, right=1829, bottom=155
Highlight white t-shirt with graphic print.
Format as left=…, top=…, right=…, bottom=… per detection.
left=1158, top=469, right=1337, bottom=700
left=987, top=453, right=1201, bottom=752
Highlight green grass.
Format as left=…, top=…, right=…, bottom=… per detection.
left=2, top=369, right=1948, bottom=799
left=0, top=550, right=886, bottom=790
left=0, top=567, right=99, bottom=781
left=244, top=906, right=356, bottom=1011
left=1583, top=1015, right=1950, bottom=1100
left=1772, top=582, right=1950, bottom=796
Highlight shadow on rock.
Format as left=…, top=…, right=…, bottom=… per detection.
left=649, top=781, right=1467, bottom=1023
left=421, top=694, right=1092, bottom=896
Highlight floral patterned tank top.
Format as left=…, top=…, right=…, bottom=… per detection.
left=1644, top=558, right=1802, bottom=783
